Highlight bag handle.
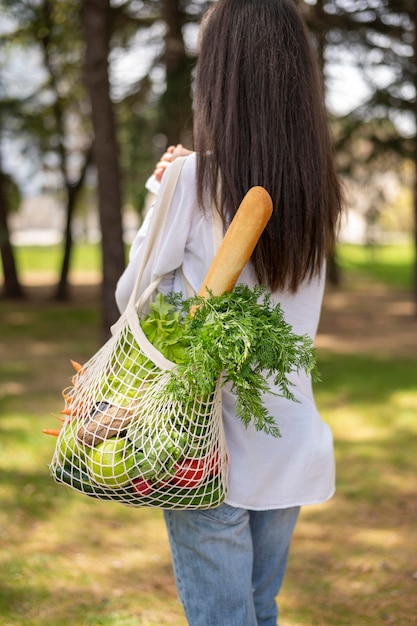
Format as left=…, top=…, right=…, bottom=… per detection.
left=130, top=157, right=187, bottom=305
left=111, top=157, right=186, bottom=335
left=127, top=155, right=224, bottom=308
left=112, top=155, right=223, bottom=336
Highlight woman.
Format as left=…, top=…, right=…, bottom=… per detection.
left=116, top=1, right=343, bottom=624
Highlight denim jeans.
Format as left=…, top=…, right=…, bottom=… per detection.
left=163, top=503, right=300, bottom=626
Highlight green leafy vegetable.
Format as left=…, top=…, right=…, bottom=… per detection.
left=141, top=285, right=318, bottom=438
left=140, top=293, right=192, bottom=364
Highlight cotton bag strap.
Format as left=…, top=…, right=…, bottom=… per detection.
left=113, top=156, right=223, bottom=339
left=111, top=157, right=186, bottom=337
left=127, top=156, right=187, bottom=310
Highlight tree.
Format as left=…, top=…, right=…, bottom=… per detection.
left=0, top=0, right=94, bottom=301
left=301, top=0, right=417, bottom=307
left=0, top=0, right=205, bottom=327
left=82, top=0, right=125, bottom=336
left=157, top=0, right=195, bottom=145
left=0, top=166, right=23, bottom=298
left=11, top=0, right=417, bottom=316
left=0, top=57, right=24, bottom=298
left=112, top=0, right=211, bottom=210
left=35, top=0, right=94, bottom=300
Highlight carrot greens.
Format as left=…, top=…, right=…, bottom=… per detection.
left=141, top=285, right=318, bottom=438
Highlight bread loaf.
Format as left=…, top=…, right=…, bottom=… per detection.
left=197, top=186, right=273, bottom=299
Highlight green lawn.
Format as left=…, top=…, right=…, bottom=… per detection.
left=12, top=243, right=102, bottom=275
left=7, top=240, right=414, bottom=289
left=337, top=241, right=414, bottom=289
left=0, top=243, right=416, bottom=625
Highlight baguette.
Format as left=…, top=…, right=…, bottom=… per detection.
left=197, top=186, right=273, bottom=299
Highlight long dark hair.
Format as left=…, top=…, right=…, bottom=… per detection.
left=193, top=0, right=343, bottom=292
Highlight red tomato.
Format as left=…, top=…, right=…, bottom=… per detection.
left=132, top=477, right=153, bottom=496
left=207, top=451, right=220, bottom=476
left=173, top=458, right=206, bottom=488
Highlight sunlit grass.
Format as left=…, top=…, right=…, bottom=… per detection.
left=2, top=344, right=415, bottom=625
left=280, top=349, right=417, bottom=626
left=1, top=248, right=416, bottom=625
left=5, top=241, right=414, bottom=290
left=337, top=241, right=414, bottom=289
left=11, top=243, right=102, bottom=275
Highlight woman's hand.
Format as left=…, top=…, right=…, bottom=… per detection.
left=154, top=144, right=192, bottom=182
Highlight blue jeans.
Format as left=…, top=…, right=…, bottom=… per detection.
left=163, top=503, right=300, bottom=626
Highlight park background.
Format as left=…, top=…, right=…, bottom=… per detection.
left=1, top=1, right=417, bottom=625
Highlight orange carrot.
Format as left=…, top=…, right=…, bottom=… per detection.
left=50, top=412, right=65, bottom=422
left=70, top=359, right=84, bottom=373
left=42, top=428, right=61, bottom=437
left=62, top=387, right=73, bottom=400
left=61, top=402, right=85, bottom=417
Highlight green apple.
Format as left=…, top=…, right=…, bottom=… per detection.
left=86, top=438, right=135, bottom=488
left=57, top=419, right=84, bottom=465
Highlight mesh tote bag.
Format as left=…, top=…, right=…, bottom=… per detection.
left=47, top=157, right=277, bottom=509
left=48, top=157, right=230, bottom=509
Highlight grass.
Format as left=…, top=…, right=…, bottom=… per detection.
left=6, top=240, right=414, bottom=289
left=0, top=299, right=182, bottom=626
left=12, top=243, right=102, bottom=275
left=282, top=352, right=417, bottom=626
left=1, top=243, right=416, bottom=625
left=337, top=241, right=414, bottom=290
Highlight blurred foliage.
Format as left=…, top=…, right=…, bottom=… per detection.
left=0, top=0, right=416, bottom=300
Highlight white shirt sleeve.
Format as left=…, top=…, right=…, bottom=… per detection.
left=115, top=153, right=206, bottom=313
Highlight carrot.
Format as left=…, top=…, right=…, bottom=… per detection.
left=70, top=359, right=84, bottom=373
left=62, top=387, right=74, bottom=400
left=42, top=428, right=61, bottom=437
left=49, top=412, right=66, bottom=422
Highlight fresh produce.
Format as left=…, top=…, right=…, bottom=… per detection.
left=95, top=336, right=152, bottom=407
left=149, top=286, right=317, bottom=438
left=131, top=477, right=153, bottom=496
left=46, top=186, right=317, bottom=508
left=140, top=293, right=191, bottom=363
left=48, top=283, right=316, bottom=503
left=42, top=429, right=61, bottom=437
left=76, top=401, right=136, bottom=446
left=56, top=418, right=85, bottom=464
left=127, top=421, right=187, bottom=481
left=172, top=457, right=207, bottom=488
left=70, top=359, right=84, bottom=373
left=55, top=465, right=131, bottom=501
left=155, top=478, right=224, bottom=508
left=85, top=438, right=136, bottom=488
left=47, top=282, right=316, bottom=505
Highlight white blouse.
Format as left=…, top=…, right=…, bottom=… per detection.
left=115, top=153, right=335, bottom=510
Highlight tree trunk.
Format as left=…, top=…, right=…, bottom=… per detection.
left=0, top=170, right=25, bottom=299
left=55, top=144, right=93, bottom=301
left=311, top=0, right=341, bottom=287
left=411, top=3, right=417, bottom=315
left=82, top=0, right=125, bottom=337
left=413, top=163, right=417, bottom=315
left=159, top=0, right=193, bottom=146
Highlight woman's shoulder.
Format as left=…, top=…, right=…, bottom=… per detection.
left=171, top=152, right=200, bottom=216
left=177, top=151, right=197, bottom=179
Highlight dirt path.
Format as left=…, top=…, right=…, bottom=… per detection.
left=317, top=279, right=417, bottom=358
